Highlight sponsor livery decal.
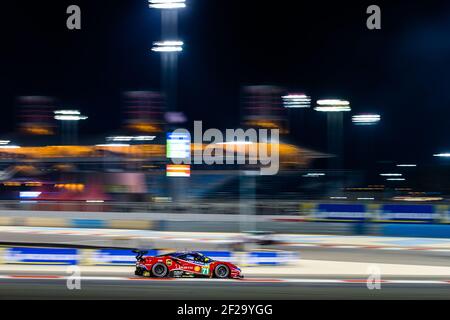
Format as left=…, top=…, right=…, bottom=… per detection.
left=201, top=266, right=209, bottom=275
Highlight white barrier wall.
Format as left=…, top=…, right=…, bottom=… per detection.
left=1, top=247, right=299, bottom=267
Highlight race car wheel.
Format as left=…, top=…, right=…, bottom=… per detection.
left=152, top=263, right=168, bottom=278
left=214, top=264, right=230, bottom=279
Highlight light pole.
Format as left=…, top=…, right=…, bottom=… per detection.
left=149, top=0, right=185, bottom=114
left=352, top=113, right=381, bottom=172
left=434, top=153, right=450, bottom=158
left=282, top=94, right=311, bottom=109
left=54, top=110, right=88, bottom=145
left=352, top=114, right=381, bottom=126
left=54, top=110, right=88, bottom=196
left=152, top=39, right=184, bottom=115
left=315, top=99, right=351, bottom=193
left=149, top=0, right=186, bottom=204
left=149, top=0, right=186, bottom=9
left=282, top=93, right=311, bottom=140
left=151, top=40, right=183, bottom=53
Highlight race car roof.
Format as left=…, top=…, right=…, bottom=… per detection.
left=163, top=251, right=202, bottom=257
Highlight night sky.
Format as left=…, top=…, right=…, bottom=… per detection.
left=2, top=0, right=450, bottom=169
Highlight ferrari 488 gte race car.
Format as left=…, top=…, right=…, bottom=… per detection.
left=133, top=250, right=243, bottom=279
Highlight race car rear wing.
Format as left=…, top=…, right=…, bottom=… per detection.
left=132, top=250, right=149, bottom=261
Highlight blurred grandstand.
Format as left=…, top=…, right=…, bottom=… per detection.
left=0, top=88, right=446, bottom=210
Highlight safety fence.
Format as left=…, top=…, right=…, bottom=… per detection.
left=1, top=203, right=450, bottom=230
left=0, top=247, right=299, bottom=267
left=1, top=200, right=450, bottom=223
left=0, top=216, right=153, bottom=230
left=300, top=203, right=450, bottom=224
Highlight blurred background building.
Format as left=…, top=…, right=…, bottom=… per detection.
left=18, top=96, right=55, bottom=137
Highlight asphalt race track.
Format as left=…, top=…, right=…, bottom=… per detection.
left=1, top=274, right=450, bottom=299
left=2, top=227, right=450, bottom=299
left=284, top=245, right=450, bottom=267
left=2, top=244, right=450, bottom=299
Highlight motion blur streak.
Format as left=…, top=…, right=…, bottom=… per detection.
left=3, top=0, right=450, bottom=300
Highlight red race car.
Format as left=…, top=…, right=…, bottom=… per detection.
left=133, top=250, right=243, bottom=279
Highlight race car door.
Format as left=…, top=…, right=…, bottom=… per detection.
left=177, top=254, right=210, bottom=276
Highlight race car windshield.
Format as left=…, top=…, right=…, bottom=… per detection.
left=198, top=255, right=214, bottom=262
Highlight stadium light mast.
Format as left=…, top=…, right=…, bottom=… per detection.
left=54, top=110, right=88, bottom=145
left=282, top=92, right=311, bottom=138
left=352, top=114, right=381, bottom=126
left=149, top=0, right=186, bottom=9
left=149, top=0, right=186, bottom=203
left=315, top=99, right=351, bottom=193
left=282, top=94, right=311, bottom=109
left=149, top=0, right=185, bottom=114
left=352, top=113, right=381, bottom=170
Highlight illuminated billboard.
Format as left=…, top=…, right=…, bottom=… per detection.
left=166, top=132, right=190, bottom=159
left=166, top=164, right=191, bottom=177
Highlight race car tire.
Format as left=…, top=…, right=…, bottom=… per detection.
left=152, top=263, right=169, bottom=278
left=214, top=264, right=230, bottom=279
